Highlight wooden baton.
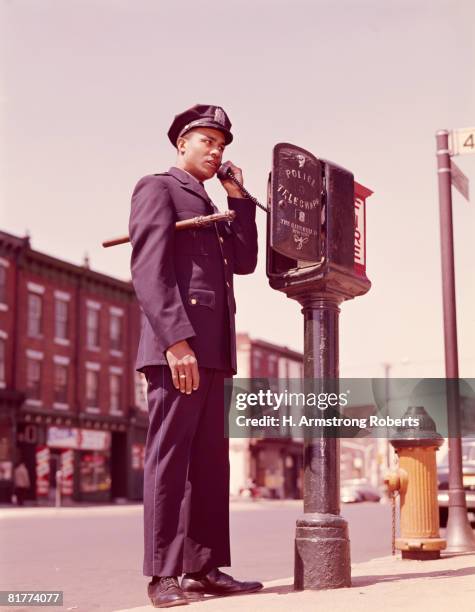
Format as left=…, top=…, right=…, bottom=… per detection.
left=102, top=210, right=236, bottom=248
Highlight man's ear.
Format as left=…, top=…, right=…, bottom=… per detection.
left=176, top=135, right=188, bottom=155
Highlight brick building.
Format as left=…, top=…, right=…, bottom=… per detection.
left=0, top=229, right=148, bottom=504
left=231, top=333, right=382, bottom=498
left=231, top=333, right=305, bottom=499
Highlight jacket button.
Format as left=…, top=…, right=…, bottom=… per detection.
left=226, top=281, right=230, bottom=288
left=190, top=298, right=197, bottom=305
left=224, top=258, right=228, bottom=265
left=219, top=236, right=224, bottom=243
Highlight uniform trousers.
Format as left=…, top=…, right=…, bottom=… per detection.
left=142, top=365, right=231, bottom=577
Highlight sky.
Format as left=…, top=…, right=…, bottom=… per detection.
left=1, top=0, right=475, bottom=378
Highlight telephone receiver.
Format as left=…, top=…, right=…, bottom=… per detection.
left=217, top=161, right=234, bottom=181
left=216, top=161, right=268, bottom=213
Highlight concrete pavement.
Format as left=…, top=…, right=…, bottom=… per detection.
left=2, top=502, right=474, bottom=611
left=118, top=552, right=475, bottom=612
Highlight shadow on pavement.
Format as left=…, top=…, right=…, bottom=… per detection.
left=205, top=564, right=475, bottom=600
left=183, top=585, right=296, bottom=603
left=353, top=566, right=475, bottom=588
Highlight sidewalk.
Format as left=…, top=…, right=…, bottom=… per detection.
left=0, top=502, right=144, bottom=519
left=118, top=552, right=475, bottom=612
left=0, top=498, right=298, bottom=518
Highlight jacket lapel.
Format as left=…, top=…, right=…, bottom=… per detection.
left=168, top=167, right=215, bottom=209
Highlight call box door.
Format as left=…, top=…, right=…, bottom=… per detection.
left=269, top=142, right=322, bottom=263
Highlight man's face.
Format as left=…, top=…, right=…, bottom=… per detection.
left=177, top=127, right=226, bottom=181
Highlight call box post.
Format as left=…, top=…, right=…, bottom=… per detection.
left=266, top=143, right=373, bottom=590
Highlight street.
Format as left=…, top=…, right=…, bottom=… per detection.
left=0, top=500, right=393, bottom=611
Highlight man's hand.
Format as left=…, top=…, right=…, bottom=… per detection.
left=218, top=161, right=245, bottom=198
left=165, top=340, right=199, bottom=394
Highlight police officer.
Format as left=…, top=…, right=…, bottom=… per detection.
left=129, top=104, right=262, bottom=608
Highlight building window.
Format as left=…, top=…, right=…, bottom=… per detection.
left=252, top=349, right=262, bottom=376
left=135, top=372, right=148, bottom=412
left=27, top=293, right=43, bottom=337
left=109, top=314, right=122, bottom=351
left=55, top=299, right=69, bottom=340
left=79, top=452, right=111, bottom=494
left=26, top=358, right=42, bottom=399
left=87, top=307, right=100, bottom=348
left=54, top=364, right=68, bottom=404
left=268, top=354, right=279, bottom=377
left=0, top=338, right=5, bottom=386
left=0, top=266, right=6, bottom=304
left=140, top=310, right=147, bottom=328
left=86, top=369, right=99, bottom=407
left=110, top=374, right=122, bottom=413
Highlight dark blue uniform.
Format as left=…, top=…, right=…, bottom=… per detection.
left=129, top=166, right=258, bottom=576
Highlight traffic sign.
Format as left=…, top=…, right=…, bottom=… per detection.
left=450, top=160, right=470, bottom=202
left=450, top=127, right=475, bottom=156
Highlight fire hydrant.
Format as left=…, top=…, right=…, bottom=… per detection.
left=384, top=406, right=446, bottom=560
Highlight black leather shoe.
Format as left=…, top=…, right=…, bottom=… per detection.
left=181, top=568, right=263, bottom=597
left=147, top=576, right=189, bottom=608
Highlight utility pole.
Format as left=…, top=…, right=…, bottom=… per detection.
left=435, top=128, right=475, bottom=552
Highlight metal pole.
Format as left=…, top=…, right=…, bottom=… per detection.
left=294, top=294, right=351, bottom=589
left=383, top=362, right=391, bottom=470
left=436, top=130, right=475, bottom=551
left=55, top=470, right=62, bottom=508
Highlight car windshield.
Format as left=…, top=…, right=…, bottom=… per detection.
left=438, top=442, right=475, bottom=466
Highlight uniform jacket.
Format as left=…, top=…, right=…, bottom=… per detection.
left=129, top=166, right=258, bottom=374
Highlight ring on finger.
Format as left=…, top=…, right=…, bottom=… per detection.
left=179, top=374, right=186, bottom=379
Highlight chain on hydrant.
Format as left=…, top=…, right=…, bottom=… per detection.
left=383, top=406, right=446, bottom=560
left=385, top=469, right=406, bottom=556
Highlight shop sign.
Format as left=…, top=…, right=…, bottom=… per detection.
left=79, top=429, right=111, bottom=451
left=47, top=427, right=111, bottom=451
left=47, top=427, right=80, bottom=449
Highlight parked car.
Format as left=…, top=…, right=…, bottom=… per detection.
left=437, top=440, right=475, bottom=527
left=340, top=479, right=381, bottom=503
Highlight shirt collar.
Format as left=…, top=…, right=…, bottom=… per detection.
left=171, top=166, right=203, bottom=187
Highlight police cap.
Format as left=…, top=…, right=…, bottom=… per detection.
left=168, top=104, right=233, bottom=147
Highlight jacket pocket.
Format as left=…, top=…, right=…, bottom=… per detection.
left=188, top=288, right=215, bottom=309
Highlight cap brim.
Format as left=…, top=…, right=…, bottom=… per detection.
left=177, top=121, right=233, bottom=145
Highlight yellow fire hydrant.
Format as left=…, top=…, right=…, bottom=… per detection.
left=384, top=406, right=446, bottom=560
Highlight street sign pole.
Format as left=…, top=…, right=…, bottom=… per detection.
left=435, top=129, right=475, bottom=552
